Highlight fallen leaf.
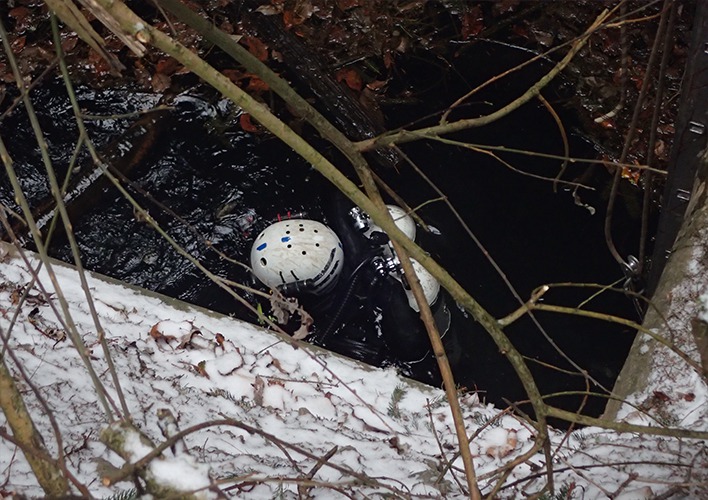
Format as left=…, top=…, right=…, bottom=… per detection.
left=597, top=118, right=616, bottom=130
left=240, top=113, right=259, bottom=133
left=268, top=357, right=288, bottom=374
left=61, top=34, right=78, bottom=52
left=621, top=165, right=640, bottom=185
left=654, top=139, right=667, bottom=159
left=246, top=75, right=270, bottom=92
left=151, top=72, right=171, bottom=93
left=484, top=429, right=518, bottom=459
left=271, top=294, right=298, bottom=324
left=223, top=68, right=245, bottom=83
left=335, top=67, right=362, bottom=91
left=653, top=391, right=671, bottom=403
left=388, top=436, right=410, bottom=455
left=383, top=49, right=398, bottom=69
left=282, top=9, right=296, bottom=28
left=293, top=0, right=316, bottom=23
left=255, top=4, right=282, bottom=15
left=11, top=36, right=26, bottom=52
left=253, top=375, right=265, bottom=406
left=219, top=20, right=234, bottom=34
left=366, top=79, right=388, bottom=91
left=156, top=57, right=182, bottom=76
left=177, top=329, right=203, bottom=350
left=196, top=360, right=210, bottom=378
left=292, top=312, right=313, bottom=340
left=512, top=24, right=529, bottom=39
left=8, top=7, right=31, bottom=23
left=149, top=323, right=177, bottom=344
left=10, top=287, right=21, bottom=305
left=460, top=6, right=484, bottom=39
left=243, top=36, right=268, bottom=62
left=88, top=48, right=113, bottom=77
left=337, top=0, right=361, bottom=10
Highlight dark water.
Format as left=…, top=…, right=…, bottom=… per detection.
left=0, top=43, right=643, bottom=423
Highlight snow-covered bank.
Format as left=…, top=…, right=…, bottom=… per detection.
left=0, top=241, right=705, bottom=498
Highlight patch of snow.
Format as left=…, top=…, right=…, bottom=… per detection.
left=0, top=243, right=706, bottom=499
left=699, top=288, right=708, bottom=323
left=614, top=486, right=653, bottom=500
left=122, top=426, right=156, bottom=461
left=149, top=455, right=212, bottom=495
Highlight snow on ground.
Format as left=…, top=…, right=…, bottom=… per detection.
left=0, top=241, right=706, bottom=499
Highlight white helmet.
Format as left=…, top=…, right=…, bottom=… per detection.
left=250, top=219, right=344, bottom=295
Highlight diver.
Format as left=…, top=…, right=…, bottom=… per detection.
left=248, top=194, right=457, bottom=378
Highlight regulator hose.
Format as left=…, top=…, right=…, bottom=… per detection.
left=315, top=255, right=380, bottom=344
left=278, top=278, right=316, bottom=296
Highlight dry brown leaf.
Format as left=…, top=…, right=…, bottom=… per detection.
left=253, top=375, right=265, bottom=406
left=337, top=0, right=361, bottom=11
left=196, top=360, right=210, bottom=378
left=243, top=36, right=269, bottom=62
left=335, top=67, right=362, bottom=91
left=9, top=7, right=31, bottom=22
left=246, top=75, right=270, bottom=92
left=155, top=57, right=182, bottom=76
left=11, top=36, right=26, bottom=52
left=255, top=4, right=282, bottom=15
left=45, top=0, right=125, bottom=74
left=151, top=72, right=171, bottom=93
left=292, top=311, right=313, bottom=340
left=176, top=329, right=202, bottom=350
left=240, top=113, right=259, bottom=133
left=460, top=6, right=484, bottom=39
left=484, top=429, right=518, bottom=459
left=149, top=323, right=177, bottom=344
left=267, top=357, right=288, bottom=374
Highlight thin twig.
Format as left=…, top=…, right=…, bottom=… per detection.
left=0, top=17, right=116, bottom=421
left=102, top=418, right=408, bottom=496
left=469, top=144, right=588, bottom=190
left=51, top=12, right=132, bottom=421
left=0, top=428, right=90, bottom=497
left=401, top=135, right=666, bottom=175
left=639, top=2, right=677, bottom=272
left=594, top=1, right=629, bottom=125
left=605, top=0, right=670, bottom=267
left=426, top=398, right=468, bottom=493
left=536, top=93, right=570, bottom=193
